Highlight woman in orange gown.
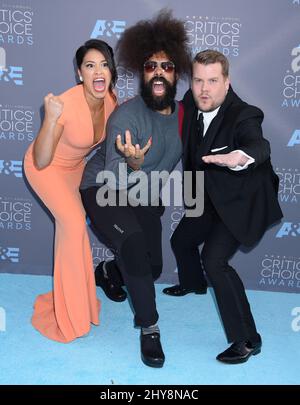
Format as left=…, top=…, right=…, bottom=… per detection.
left=23, top=39, right=117, bottom=343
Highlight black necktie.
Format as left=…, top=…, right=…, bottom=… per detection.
left=196, top=113, right=204, bottom=141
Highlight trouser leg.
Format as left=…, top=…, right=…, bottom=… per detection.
left=81, top=187, right=161, bottom=327
left=201, top=218, right=259, bottom=342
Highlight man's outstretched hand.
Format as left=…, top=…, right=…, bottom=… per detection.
left=116, top=130, right=152, bottom=171
left=202, top=151, right=249, bottom=169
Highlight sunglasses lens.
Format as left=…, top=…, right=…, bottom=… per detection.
left=144, top=62, right=156, bottom=72
left=144, top=61, right=175, bottom=72
left=162, top=62, right=175, bottom=72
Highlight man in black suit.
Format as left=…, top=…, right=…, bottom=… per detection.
left=163, top=50, right=283, bottom=364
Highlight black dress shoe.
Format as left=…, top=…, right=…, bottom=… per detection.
left=162, top=284, right=207, bottom=296
left=140, top=332, right=165, bottom=368
left=95, top=262, right=127, bottom=302
left=216, top=338, right=262, bottom=364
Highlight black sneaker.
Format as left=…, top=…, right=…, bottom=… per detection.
left=162, top=284, right=207, bottom=296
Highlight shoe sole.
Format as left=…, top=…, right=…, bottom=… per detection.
left=100, top=290, right=127, bottom=302
left=141, top=355, right=165, bottom=368
left=163, top=290, right=207, bottom=297
left=217, top=348, right=261, bottom=364
left=95, top=280, right=127, bottom=302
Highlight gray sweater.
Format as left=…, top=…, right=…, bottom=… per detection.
left=80, top=95, right=182, bottom=204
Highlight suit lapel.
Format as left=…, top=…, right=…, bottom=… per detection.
left=182, top=105, right=198, bottom=168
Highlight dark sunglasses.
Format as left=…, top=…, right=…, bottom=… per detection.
left=143, top=60, right=175, bottom=73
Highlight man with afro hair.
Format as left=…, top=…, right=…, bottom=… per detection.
left=80, top=10, right=191, bottom=368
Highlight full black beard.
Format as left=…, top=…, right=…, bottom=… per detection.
left=140, top=76, right=177, bottom=111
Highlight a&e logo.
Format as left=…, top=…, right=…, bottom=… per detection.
left=276, top=222, right=300, bottom=238
left=0, top=160, right=23, bottom=178
left=291, top=45, right=300, bottom=74
left=287, top=129, right=300, bottom=147
left=90, top=20, right=126, bottom=39
left=0, top=246, right=20, bottom=263
left=0, top=47, right=23, bottom=85
left=291, top=307, right=300, bottom=331
left=0, top=307, right=5, bottom=332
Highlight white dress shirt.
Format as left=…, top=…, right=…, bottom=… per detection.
left=198, top=108, right=255, bottom=171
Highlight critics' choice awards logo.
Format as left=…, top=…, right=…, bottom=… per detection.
left=184, top=15, right=241, bottom=57
left=276, top=168, right=300, bottom=204
left=276, top=222, right=300, bottom=238
left=0, top=246, right=20, bottom=263
left=0, top=47, right=23, bottom=85
left=287, top=129, right=300, bottom=147
left=90, top=20, right=126, bottom=39
left=0, top=197, right=32, bottom=231
left=0, top=104, right=34, bottom=142
left=282, top=45, right=300, bottom=108
left=0, top=159, right=22, bottom=178
left=115, top=66, right=136, bottom=102
left=260, top=254, right=300, bottom=290
left=91, top=242, right=114, bottom=268
left=0, top=6, right=33, bottom=45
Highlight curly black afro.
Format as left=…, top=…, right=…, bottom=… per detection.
left=116, top=9, right=191, bottom=78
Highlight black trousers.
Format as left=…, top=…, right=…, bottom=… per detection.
left=80, top=186, right=164, bottom=328
left=171, top=199, right=259, bottom=343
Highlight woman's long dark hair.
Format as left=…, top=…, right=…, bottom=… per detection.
left=75, top=39, right=117, bottom=94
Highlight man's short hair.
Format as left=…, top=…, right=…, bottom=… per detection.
left=193, top=50, right=229, bottom=77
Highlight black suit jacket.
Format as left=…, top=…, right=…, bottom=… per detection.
left=182, top=86, right=283, bottom=246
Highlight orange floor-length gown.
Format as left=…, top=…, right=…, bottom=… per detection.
left=24, top=84, right=116, bottom=343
